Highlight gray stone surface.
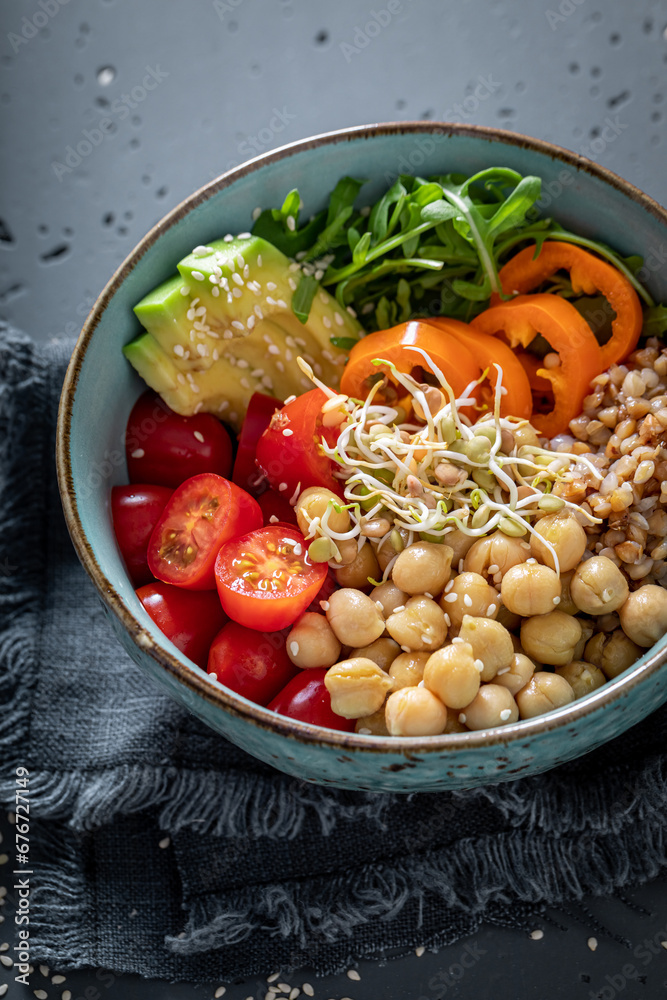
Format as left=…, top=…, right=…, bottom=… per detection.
left=1, top=0, right=667, bottom=997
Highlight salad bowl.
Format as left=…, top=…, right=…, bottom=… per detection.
left=57, top=122, right=667, bottom=792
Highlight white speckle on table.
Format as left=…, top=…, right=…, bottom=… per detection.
left=530, top=929, right=544, bottom=940
left=158, top=836, right=170, bottom=849
left=588, top=936, right=598, bottom=951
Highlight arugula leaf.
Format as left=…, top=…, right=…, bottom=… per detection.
left=643, top=304, right=667, bottom=337
left=326, top=176, right=366, bottom=225
left=291, top=274, right=319, bottom=324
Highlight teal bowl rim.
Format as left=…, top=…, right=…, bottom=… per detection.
left=56, top=120, right=667, bottom=757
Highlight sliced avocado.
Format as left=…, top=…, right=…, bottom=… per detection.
left=126, top=235, right=362, bottom=429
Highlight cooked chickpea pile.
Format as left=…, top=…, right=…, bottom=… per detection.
left=286, top=341, right=667, bottom=737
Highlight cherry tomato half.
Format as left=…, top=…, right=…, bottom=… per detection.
left=232, top=391, right=281, bottom=496
left=267, top=669, right=355, bottom=732
left=207, top=621, right=298, bottom=705
left=255, top=388, right=342, bottom=500
left=111, top=484, right=173, bottom=586
left=148, top=473, right=262, bottom=590
left=125, top=390, right=233, bottom=488
left=136, top=582, right=227, bottom=668
left=215, top=524, right=327, bottom=631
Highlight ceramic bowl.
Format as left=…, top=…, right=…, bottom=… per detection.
left=57, top=123, right=667, bottom=792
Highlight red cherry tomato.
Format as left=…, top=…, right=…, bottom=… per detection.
left=215, top=525, right=327, bottom=631
left=111, top=484, right=173, bottom=586
left=267, top=669, right=355, bottom=732
left=255, top=388, right=343, bottom=500
left=125, top=390, right=233, bottom=488
left=136, top=582, right=227, bottom=668
left=257, top=488, right=299, bottom=527
left=148, top=473, right=262, bottom=590
left=207, top=621, right=298, bottom=705
left=232, top=392, right=281, bottom=496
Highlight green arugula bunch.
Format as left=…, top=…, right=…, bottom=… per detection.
left=252, top=169, right=662, bottom=337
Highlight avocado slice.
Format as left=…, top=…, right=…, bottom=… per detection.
left=125, top=235, right=362, bottom=430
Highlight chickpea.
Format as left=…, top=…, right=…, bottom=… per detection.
left=619, top=584, right=667, bottom=647
left=385, top=686, right=448, bottom=737
left=516, top=672, right=575, bottom=719
left=530, top=511, right=587, bottom=572
left=295, top=486, right=350, bottom=537
left=385, top=596, right=447, bottom=652
left=501, top=562, right=561, bottom=617
left=573, top=620, right=594, bottom=662
left=355, top=708, right=390, bottom=736
left=439, top=572, right=500, bottom=630
left=460, top=684, right=519, bottom=730
left=423, top=642, right=481, bottom=709
left=558, top=570, right=579, bottom=616
left=570, top=556, right=629, bottom=615
left=441, top=526, right=476, bottom=565
left=388, top=651, right=430, bottom=689
left=464, top=532, right=531, bottom=581
left=287, top=612, right=341, bottom=668
left=391, top=541, right=453, bottom=597
left=520, top=611, right=582, bottom=665
left=495, top=652, right=536, bottom=696
left=370, top=580, right=408, bottom=618
left=335, top=541, right=380, bottom=590
left=458, top=615, right=513, bottom=682
left=326, top=588, right=385, bottom=647
left=324, top=658, right=393, bottom=718
left=352, top=637, right=400, bottom=671
left=555, top=660, right=606, bottom=699
left=584, top=629, right=643, bottom=679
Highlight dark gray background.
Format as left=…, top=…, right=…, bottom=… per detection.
left=1, top=0, right=667, bottom=997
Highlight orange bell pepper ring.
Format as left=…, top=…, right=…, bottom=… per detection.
left=339, top=320, right=481, bottom=412
left=492, top=241, right=643, bottom=369
left=423, top=317, right=533, bottom=419
left=471, top=294, right=603, bottom=438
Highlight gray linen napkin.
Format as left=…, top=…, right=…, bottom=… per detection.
left=1, top=325, right=666, bottom=981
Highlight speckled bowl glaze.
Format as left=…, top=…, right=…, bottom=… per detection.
left=57, top=123, right=667, bottom=792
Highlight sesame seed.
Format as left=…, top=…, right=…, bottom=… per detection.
left=284, top=395, right=297, bottom=404
left=443, top=612, right=451, bottom=626
left=209, top=274, right=219, bottom=284
left=268, top=345, right=280, bottom=355
left=319, top=600, right=330, bottom=612
left=232, top=320, right=245, bottom=331
left=232, top=287, right=242, bottom=298
left=194, top=431, right=205, bottom=443
left=451, top=636, right=464, bottom=644
left=276, top=361, right=285, bottom=373
left=223, top=233, right=233, bottom=241
left=346, top=970, right=361, bottom=981
left=277, top=299, right=288, bottom=309
left=34, top=992, right=48, bottom=1000
left=240, top=378, right=251, bottom=389
left=180, top=285, right=190, bottom=295
left=221, top=277, right=230, bottom=291
left=212, top=286, right=220, bottom=297
left=0, top=956, right=13, bottom=967
left=278, top=986, right=291, bottom=994
left=158, top=836, right=170, bottom=849
left=266, top=296, right=276, bottom=306
left=191, top=270, right=205, bottom=281
left=257, top=254, right=263, bottom=266
left=282, top=428, right=294, bottom=437
left=131, top=448, right=145, bottom=459
left=63, top=993, right=72, bottom=1000
left=247, top=316, right=256, bottom=330
left=444, top=593, right=458, bottom=603
left=334, top=312, right=344, bottom=326
left=347, top=306, right=357, bottom=317
left=236, top=358, right=249, bottom=369
left=393, top=605, right=405, bottom=613
left=552, top=596, right=560, bottom=604
left=497, top=666, right=510, bottom=675
left=587, top=937, right=598, bottom=951
left=267, top=281, right=277, bottom=291
left=500, top=708, right=512, bottom=721
left=322, top=316, right=331, bottom=329
left=173, top=344, right=185, bottom=357
left=278, top=482, right=288, bottom=491
left=232, top=272, right=244, bottom=286
left=251, top=368, right=264, bottom=378
left=487, top=604, right=497, bottom=616
left=267, top=974, right=281, bottom=984
left=0, top=988, right=7, bottom=997
left=530, top=929, right=544, bottom=940
left=255, top=305, right=264, bottom=319
left=459, top=713, right=467, bottom=724
left=252, top=207, right=262, bottom=220
left=444, top=580, right=454, bottom=593
left=215, top=988, right=227, bottom=998
left=420, top=634, right=431, bottom=644
left=288, top=277, right=297, bottom=291
left=474, top=659, right=484, bottom=673
left=463, top=594, right=473, bottom=607
left=424, top=592, right=433, bottom=599
left=286, top=215, right=296, bottom=231
left=401, top=644, right=411, bottom=652
left=302, top=984, right=314, bottom=996
left=289, top=990, right=300, bottom=1000
left=488, top=564, right=499, bottom=574
left=415, top=945, right=426, bottom=957
left=177, top=373, right=186, bottom=384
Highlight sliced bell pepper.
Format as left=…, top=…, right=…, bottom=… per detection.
left=339, top=320, right=482, bottom=411
left=423, top=317, right=533, bottom=420
left=471, top=294, right=603, bottom=438
left=492, top=241, right=643, bottom=369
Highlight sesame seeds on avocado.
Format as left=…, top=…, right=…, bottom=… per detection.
left=123, top=235, right=362, bottom=430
